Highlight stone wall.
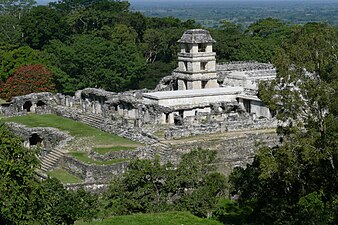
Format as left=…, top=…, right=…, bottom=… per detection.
left=89, top=145, right=179, bottom=164
left=62, top=156, right=129, bottom=182
left=171, top=131, right=279, bottom=175
left=5, top=122, right=73, bottom=155
left=64, top=182, right=110, bottom=193
left=165, top=118, right=277, bottom=139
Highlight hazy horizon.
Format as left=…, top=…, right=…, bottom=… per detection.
left=37, top=0, right=338, bottom=4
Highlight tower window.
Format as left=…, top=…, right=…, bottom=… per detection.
left=202, top=81, right=208, bottom=89
left=200, top=62, right=207, bottom=71
left=198, top=43, right=206, bottom=52
left=185, top=44, right=191, bottom=53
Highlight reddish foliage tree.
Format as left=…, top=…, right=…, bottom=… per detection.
left=0, top=64, right=55, bottom=101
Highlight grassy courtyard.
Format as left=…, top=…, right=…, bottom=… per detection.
left=47, top=169, right=83, bottom=184
left=75, top=212, right=222, bottom=225
left=2, top=114, right=140, bottom=147
left=69, top=152, right=128, bottom=165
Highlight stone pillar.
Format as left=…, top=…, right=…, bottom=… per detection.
left=178, top=80, right=187, bottom=90
left=92, top=102, right=96, bottom=114
left=160, top=113, right=167, bottom=124
left=128, top=109, right=136, bottom=119
left=191, top=44, right=198, bottom=53
left=205, top=80, right=219, bottom=88
left=65, top=97, right=70, bottom=107
left=31, top=104, right=36, bottom=113
left=118, top=105, right=123, bottom=116
left=238, top=98, right=244, bottom=108
left=206, top=43, right=213, bottom=53
left=96, top=102, right=102, bottom=115
left=168, top=113, right=175, bottom=124
left=192, top=81, right=201, bottom=89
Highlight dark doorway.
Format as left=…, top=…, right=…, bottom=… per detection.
left=23, top=101, right=32, bottom=112
left=29, top=133, right=43, bottom=146
left=37, top=100, right=46, bottom=108
left=243, top=99, right=251, bottom=113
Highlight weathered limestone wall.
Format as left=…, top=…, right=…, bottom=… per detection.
left=64, top=182, right=109, bottom=193
left=171, top=131, right=279, bottom=175
left=88, top=145, right=179, bottom=165
left=165, top=118, right=277, bottom=139
left=62, top=156, right=128, bottom=182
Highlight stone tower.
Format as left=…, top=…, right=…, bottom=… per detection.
left=175, top=29, right=219, bottom=90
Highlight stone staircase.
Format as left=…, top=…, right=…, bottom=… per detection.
left=153, top=142, right=171, bottom=151
left=79, top=113, right=104, bottom=129
left=40, top=148, right=68, bottom=172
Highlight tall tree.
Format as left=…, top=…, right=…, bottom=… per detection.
left=45, top=34, right=146, bottom=94
left=20, top=6, right=69, bottom=49
left=0, top=46, right=44, bottom=81
left=0, top=14, right=22, bottom=48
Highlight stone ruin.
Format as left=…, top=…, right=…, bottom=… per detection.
left=2, top=30, right=276, bottom=136
left=0, top=29, right=280, bottom=189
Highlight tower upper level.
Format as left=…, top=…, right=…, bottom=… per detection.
left=175, top=29, right=219, bottom=90
left=178, top=29, right=216, bottom=55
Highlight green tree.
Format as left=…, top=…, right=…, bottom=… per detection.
left=230, top=22, right=338, bottom=225
left=111, top=24, right=137, bottom=45
left=104, top=149, right=227, bottom=218
left=20, top=5, right=70, bottom=49
left=0, top=14, right=22, bottom=49
left=33, top=178, right=99, bottom=224
left=210, top=21, right=245, bottom=62
left=0, top=46, right=44, bottom=81
left=0, top=124, right=98, bottom=224
left=0, top=124, right=39, bottom=224
left=45, top=34, right=146, bottom=94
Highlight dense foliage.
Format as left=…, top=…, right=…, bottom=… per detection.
left=0, top=124, right=99, bottom=225
left=103, top=149, right=227, bottom=218
left=0, top=0, right=305, bottom=98
left=229, top=23, right=338, bottom=225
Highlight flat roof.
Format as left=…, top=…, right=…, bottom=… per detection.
left=143, top=87, right=243, bottom=100
left=236, top=94, right=261, bottom=101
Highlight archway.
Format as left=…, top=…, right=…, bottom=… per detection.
left=23, top=101, right=32, bottom=112
left=37, top=100, right=46, bottom=108
left=29, top=133, right=43, bottom=146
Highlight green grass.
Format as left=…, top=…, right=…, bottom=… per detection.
left=47, top=168, right=83, bottom=184
left=154, top=130, right=165, bottom=139
left=93, top=146, right=136, bottom=155
left=70, top=152, right=128, bottom=165
left=3, top=114, right=140, bottom=147
left=75, top=212, right=222, bottom=225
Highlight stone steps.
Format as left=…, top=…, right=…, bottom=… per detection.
left=80, top=113, right=104, bottom=129
left=152, top=142, right=171, bottom=151
left=40, top=148, right=67, bottom=172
